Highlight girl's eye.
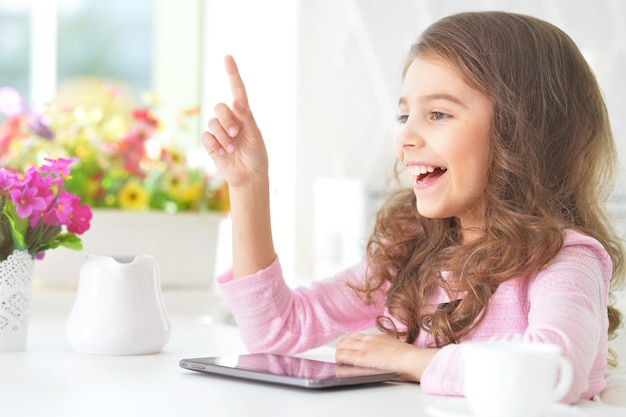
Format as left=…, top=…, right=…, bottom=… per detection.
left=430, top=111, right=449, bottom=121
left=396, top=114, right=409, bottom=124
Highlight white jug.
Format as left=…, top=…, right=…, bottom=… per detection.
left=65, top=254, right=171, bottom=355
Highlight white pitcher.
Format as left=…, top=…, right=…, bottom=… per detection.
left=65, top=254, right=171, bottom=355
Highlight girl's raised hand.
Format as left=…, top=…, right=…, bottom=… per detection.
left=201, top=55, right=268, bottom=187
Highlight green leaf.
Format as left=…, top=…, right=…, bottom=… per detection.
left=33, top=233, right=83, bottom=254
left=2, top=201, right=28, bottom=251
left=58, top=233, right=83, bottom=251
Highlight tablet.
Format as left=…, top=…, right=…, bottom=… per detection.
left=179, top=353, right=401, bottom=389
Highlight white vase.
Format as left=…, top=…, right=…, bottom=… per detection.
left=0, top=250, right=34, bottom=352
left=34, top=209, right=224, bottom=288
left=65, top=254, right=171, bottom=355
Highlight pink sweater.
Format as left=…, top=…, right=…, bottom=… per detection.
left=217, top=230, right=612, bottom=403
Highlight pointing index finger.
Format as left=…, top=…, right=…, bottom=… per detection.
left=224, top=55, right=249, bottom=110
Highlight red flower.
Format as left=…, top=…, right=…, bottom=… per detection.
left=132, top=108, right=159, bottom=128
left=0, top=116, right=25, bottom=158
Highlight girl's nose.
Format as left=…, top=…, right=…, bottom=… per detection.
left=396, top=122, right=425, bottom=149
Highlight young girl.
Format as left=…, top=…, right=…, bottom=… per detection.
left=201, top=11, right=624, bottom=403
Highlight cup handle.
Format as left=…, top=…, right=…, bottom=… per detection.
left=552, top=356, right=574, bottom=402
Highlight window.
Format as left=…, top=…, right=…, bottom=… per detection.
left=0, top=0, right=152, bottom=103
left=0, top=1, right=31, bottom=99
left=57, top=0, right=153, bottom=96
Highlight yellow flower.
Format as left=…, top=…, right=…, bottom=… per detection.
left=117, top=181, right=150, bottom=210
left=163, top=171, right=187, bottom=199
left=212, top=181, right=230, bottom=212
left=140, top=91, right=160, bottom=107
left=180, top=182, right=204, bottom=205
left=100, top=114, right=130, bottom=141
left=164, top=148, right=186, bottom=166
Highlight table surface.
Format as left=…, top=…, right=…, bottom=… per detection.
left=1, top=291, right=625, bottom=417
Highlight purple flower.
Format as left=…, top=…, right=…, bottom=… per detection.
left=26, top=110, right=54, bottom=140
left=0, top=86, right=53, bottom=140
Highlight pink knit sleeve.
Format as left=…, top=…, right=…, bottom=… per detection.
left=420, top=231, right=612, bottom=403
left=217, top=257, right=385, bottom=354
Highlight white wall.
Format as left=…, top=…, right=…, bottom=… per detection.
left=201, top=0, right=297, bottom=281
left=153, top=0, right=202, bottom=148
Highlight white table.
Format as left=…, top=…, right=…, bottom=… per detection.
left=1, top=291, right=625, bottom=417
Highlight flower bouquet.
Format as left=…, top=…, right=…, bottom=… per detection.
left=0, top=157, right=92, bottom=262
left=0, top=80, right=228, bottom=213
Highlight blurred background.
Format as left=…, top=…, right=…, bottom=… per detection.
left=1, top=0, right=625, bottom=286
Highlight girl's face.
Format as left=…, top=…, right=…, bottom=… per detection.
left=396, top=55, right=493, bottom=235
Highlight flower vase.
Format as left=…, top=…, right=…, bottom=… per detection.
left=0, top=250, right=34, bottom=352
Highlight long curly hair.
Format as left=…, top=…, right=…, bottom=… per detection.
left=356, top=12, right=624, bottom=360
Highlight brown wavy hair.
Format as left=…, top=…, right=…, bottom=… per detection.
left=355, top=12, right=624, bottom=362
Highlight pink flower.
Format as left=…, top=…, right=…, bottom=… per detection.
left=1, top=156, right=92, bottom=261
left=0, top=167, right=16, bottom=190
left=43, top=190, right=75, bottom=226
left=41, top=157, right=78, bottom=179
left=14, top=165, right=38, bottom=186
left=29, top=211, right=45, bottom=228
left=14, top=167, right=57, bottom=227
left=67, top=198, right=92, bottom=234
left=10, top=185, right=47, bottom=218
left=18, top=167, right=56, bottom=206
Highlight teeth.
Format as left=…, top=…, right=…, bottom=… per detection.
left=406, top=164, right=443, bottom=176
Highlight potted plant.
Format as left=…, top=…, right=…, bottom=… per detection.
left=0, top=157, right=91, bottom=351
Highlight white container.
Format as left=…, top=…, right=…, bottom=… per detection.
left=65, top=254, right=171, bottom=355
left=0, top=250, right=34, bottom=352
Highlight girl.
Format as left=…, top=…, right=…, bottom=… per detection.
left=201, top=11, right=624, bottom=403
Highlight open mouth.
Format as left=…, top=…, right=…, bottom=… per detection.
left=407, top=164, right=448, bottom=184
left=416, top=167, right=447, bottom=183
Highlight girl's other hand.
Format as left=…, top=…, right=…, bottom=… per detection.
left=335, top=333, right=439, bottom=382
left=201, top=55, right=269, bottom=187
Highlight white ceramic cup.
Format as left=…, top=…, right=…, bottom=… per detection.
left=463, top=341, right=573, bottom=417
